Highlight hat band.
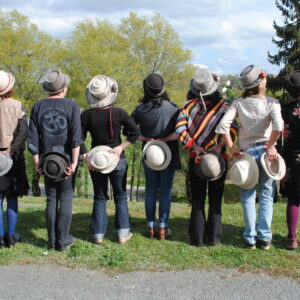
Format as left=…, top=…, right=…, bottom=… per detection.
left=0, top=74, right=13, bottom=93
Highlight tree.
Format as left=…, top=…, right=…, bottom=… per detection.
left=268, top=0, right=300, bottom=76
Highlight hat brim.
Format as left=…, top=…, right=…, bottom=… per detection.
left=143, top=140, right=172, bottom=171
left=0, top=154, right=13, bottom=176
left=190, top=78, right=219, bottom=97
left=85, top=89, right=117, bottom=108
left=260, top=152, right=286, bottom=181
left=42, top=73, right=71, bottom=95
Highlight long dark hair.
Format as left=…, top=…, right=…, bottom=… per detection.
left=140, top=90, right=171, bottom=108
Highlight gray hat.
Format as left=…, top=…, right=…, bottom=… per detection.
left=42, top=70, right=71, bottom=95
left=239, top=65, right=267, bottom=90
left=0, top=153, right=13, bottom=176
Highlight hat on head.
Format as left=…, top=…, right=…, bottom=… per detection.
left=42, top=70, right=71, bottom=95
left=284, top=70, right=300, bottom=95
left=0, top=153, right=13, bottom=176
left=87, top=145, right=119, bottom=174
left=260, top=153, right=286, bottom=181
left=143, top=140, right=171, bottom=171
left=229, top=153, right=259, bottom=189
left=143, top=73, right=165, bottom=97
left=194, top=151, right=226, bottom=181
left=39, top=152, right=70, bottom=182
left=239, top=65, right=267, bottom=90
left=0, top=70, right=15, bottom=96
left=85, top=75, right=118, bottom=108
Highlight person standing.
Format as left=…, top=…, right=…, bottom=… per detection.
left=28, top=70, right=82, bottom=251
left=0, top=70, right=29, bottom=248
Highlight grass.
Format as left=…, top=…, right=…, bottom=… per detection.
left=0, top=196, right=299, bottom=277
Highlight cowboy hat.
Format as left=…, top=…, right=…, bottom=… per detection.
left=260, top=153, right=286, bottom=181
left=0, top=153, right=13, bottom=176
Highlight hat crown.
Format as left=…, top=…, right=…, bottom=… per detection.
left=93, top=153, right=110, bottom=168
left=230, top=160, right=250, bottom=185
left=239, top=65, right=265, bottom=89
left=0, top=70, right=15, bottom=95
left=200, top=154, right=221, bottom=178
left=285, top=71, right=300, bottom=95
left=146, top=145, right=166, bottom=167
left=0, top=156, right=8, bottom=170
left=42, top=69, right=70, bottom=94
left=144, top=73, right=165, bottom=96
left=190, top=68, right=218, bottom=96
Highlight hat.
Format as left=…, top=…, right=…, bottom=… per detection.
left=87, top=145, right=119, bottom=174
left=42, top=70, right=71, bottom=95
left=0, top=70, right=15, bottom=96
left=239, top=65, right=267, bottom=90
left=260, top=153, right=286, bottom=181
left=190, top=68, right=219, bottom=97
left=39, top=152, right=70, bottom=182
left=284, top=71, right=300, bottom=95
left=85, top=75, right=118, bottom=108
left=194, top=151, right=226, bottom=181
left=229, top=153, right=259, bottom=189
left=0, top=153, right=13, bottom=176
left=143, top=73, right=165, bottom=96
left=143, top=140, right=171, bottom=171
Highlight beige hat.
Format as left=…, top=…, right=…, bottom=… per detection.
left=87, top=145, right=119, bottom=174
left=0, top=70, right=15, bottom=96
left=260, top=153, right=286, bottom=180
left=143, top=140, right=171, bottom=171
left=85, top=75, right=118, bottom=108
left=229, top=153, right=259, bottom=189
left=0, top=153, right=13, bottom=176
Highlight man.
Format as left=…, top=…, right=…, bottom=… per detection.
left=28, top=70, right=82, bottom=251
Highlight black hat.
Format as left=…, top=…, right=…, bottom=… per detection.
left=39, top=152, right=70, bottom=182
left=143, top=73, right=165, bottom=97
left=284, top=71, right=300, bottom=95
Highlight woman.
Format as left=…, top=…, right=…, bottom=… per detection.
left=0, top=70, right=29, bottom=248
left=131, top=73, right=180, bottom=240
left=176, top=68, right=237, bottom=246
left=216, top=64, right=284, bottom=250
left=81, top=75, right=140, bottom=244
left=280, top=70, right=300, bottom=250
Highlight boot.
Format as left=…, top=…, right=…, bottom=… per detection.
left=5, top=233, right=22, bottom=248
left=0, top=236, right=5, bottom=248
left=159, top=228, right=171, bottom=241
left=149, top=227, right=155, bottom=239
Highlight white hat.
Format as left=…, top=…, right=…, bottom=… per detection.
left=0, top=70, right=15, bottom=96
left=87, top=145, right=119, bottom=174
left=143, top=141, right=171, bottom=171
left=85, top=75, right=118, bottom=108
left=260, top=153, right=286, bottom=180
left=0, top=153, right=13, bottom=176
left=239, top=65, right=267, bottom=90
left=229, top=153, right=259, bottom=189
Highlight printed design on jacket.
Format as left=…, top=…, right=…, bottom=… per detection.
left=39, top=108, right=67, bottom=136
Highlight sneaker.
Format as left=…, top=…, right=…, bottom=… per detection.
left=258, top=240, right=271, bottom=251
left=286, top=237, right=298, bottom=250
left=93, top=237, right=103, bottom=244
left=118, top=232, right=133, bottom=244
left=56, top=236, right=74, bottom=251
left=244, top=241, right=256, bottom=250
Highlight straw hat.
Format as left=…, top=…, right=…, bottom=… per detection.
left=0, top=70, right=15, bottom=96
left=0, top=153, right=13, bottom=176
left=42, top=70, right=71, bottom=95
left=260, top=153, right=286, bottom=180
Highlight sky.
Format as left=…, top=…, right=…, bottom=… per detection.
left=0, top=0, right=284, bottom=75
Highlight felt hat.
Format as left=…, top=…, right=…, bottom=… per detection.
left=143, top=140, right=171, bottom=171
left=87, top=145, right=119, bottom=174
left=229, top=153, right=259, bottom=189
left=85, top=75, right=118, bottom=108
left=39, top=152, right=70, bottom=182
left=0, top=153, right=13, bottom=176
left=284, top=70, right=300, bottom=95
left=0, top=70, right=15, bottom=96
left=194, top=151, right=226, bottom=181
left=260, top=153, right=286, bottom=181
left=143, top=73, right=165, bottom=96
left=239, top=65, right=267, bottom=90
left=42, top=70, right=71, bottom=95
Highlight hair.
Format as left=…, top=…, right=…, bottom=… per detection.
left=242, top=85, right=261, bottom=98
left=288, top=92, right=300, bottom=101
left=187, top=90, right=222, bottom=102
left=139, top=90, right=170, bottom=108
left=0, top=89, right=15, bottom=100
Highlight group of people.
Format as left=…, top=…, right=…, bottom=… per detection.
left=0, top=65, right=299, bottom=252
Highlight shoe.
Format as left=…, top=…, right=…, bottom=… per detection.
left=0, top=236, right=5, bottom=248
left=190, top=240, right=204, bottom=247
left=159, top=228, right=172, bottom=241
left=244, top=241, right=256, bottom=250
left=5, top=233, right=22, bottom=248
left=286, top=237, right=298, bottom=250
left=118, top=232, right=133, bottom=244
left=93, top=237, right=103, bottom=244
left=56, top=236, right=74, bottom=251
left=149, top=227, right=155, bottom=239
left=258, top=240, right=271, bottom=250
left=48, top=242, right=55, bottom=250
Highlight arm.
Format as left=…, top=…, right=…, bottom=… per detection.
left=158, top=132, right=178, bottom=142
left=265, top=130, right=281, bottom=160
left=27, top=105, right=40, bottom=156
left=113, top=140, right=132, bottom=158
left=65, top=146, right=80, bottom=175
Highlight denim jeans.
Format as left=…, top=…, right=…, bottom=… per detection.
left=90, top=159, right=130, bottom=240
left=241, top=144, right=275, bottom=244
left=44, top=175, right=74, bottom=248
left=0, top=193, right=18, bottom=237
left=143, top=162, right=176, bottom=228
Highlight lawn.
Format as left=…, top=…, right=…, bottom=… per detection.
left=0, top=196, right=299, bottom=277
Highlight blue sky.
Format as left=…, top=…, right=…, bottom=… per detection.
left=0, top=0, right=283, bottom=75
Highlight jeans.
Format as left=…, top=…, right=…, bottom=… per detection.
left=143, top=162, right=176, bottom=228
left=241, top=144, right=274, bottom=244
left=0, top=193, right=18, bottom=237
left=90, top=159, right=130, bottom=240
left=44, top=175, right=74, bottom=248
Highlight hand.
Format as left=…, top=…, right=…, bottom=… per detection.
left=229, top=146, right=244, bottom=158
left=281, top=171, right=288, bottom=183
left=0, top=150, right=11, bottom=156
left=113, top=145, right=123, bottom=158
left=192, top=144, right=206, bottom=155
left=65, top=162, right=77, bottom=177
left=87, top=164, right=96, bottom=172
left=266, top=145, right=278, bottom=160
left=34, top=162, right=44, bottom=176
left=82, top=153, right=88, bottom=161
left=208, top=145, right=222, bottom=154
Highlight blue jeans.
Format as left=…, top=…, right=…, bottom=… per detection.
left=241, top=144, right=274, bottom=244
left=143, top=162, right=176, bottom=228
left=90, top=159, right=130, bottom=240
left=0, top=193, right=18, bottom=237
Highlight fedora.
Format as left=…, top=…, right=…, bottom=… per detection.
left=143, top=140, right=171, bottom=171
left=229, top=153, right=259, bottom=189
left=260, top=153, right=286, bottom=181
left=42, top=70, right=71, bottom=95
left=0, top=70, right=15, bottom=96
left=143, top=73, right=165, bottom=96
left=284, top=70, right=300, bottom=95
left=194, top=151, right=226, bottom=181
left=0, top=153, right=13, bottom=176
left=87, top=145, right=119, bottom=174
left=85, top=75, right=118, bottom=108
left=39, top=152, right=70, bottom=182
left=239, top=65, right=267, bottom=90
